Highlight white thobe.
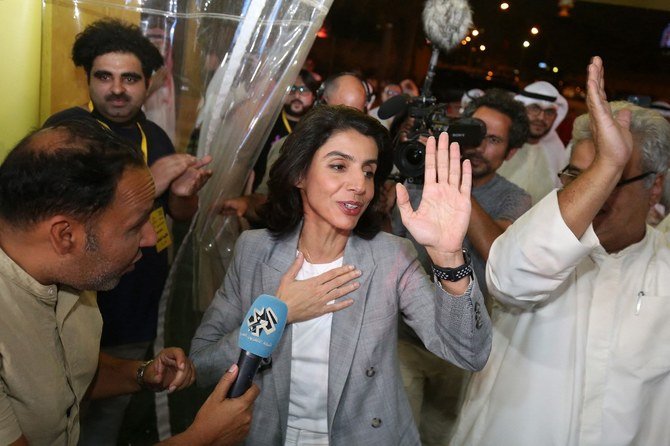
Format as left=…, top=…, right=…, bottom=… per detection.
left=451, top=191, right=670, bottom=446
left=497, top=140, right=568, bottom=205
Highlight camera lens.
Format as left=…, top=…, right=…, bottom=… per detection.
left=407, top=146, right=424, bottom=166
left=394, top=139, right=427, bottom=179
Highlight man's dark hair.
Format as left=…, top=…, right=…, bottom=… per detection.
left=72, top=18, right=163, bottom=82
left=0, top=119, right=146, bottom=227
left=299, top=69, right=320, bottom=95
left=462, top=89, right=530, bottom=151
left=264, top=105, right=392, bottom=239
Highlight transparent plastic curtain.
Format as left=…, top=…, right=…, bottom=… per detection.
left=41, top=0, right=331, bottom=437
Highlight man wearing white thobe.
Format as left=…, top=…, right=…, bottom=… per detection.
left=452, top=58, right=670, bottom=446
left=497, top=81, right=569, bottom=204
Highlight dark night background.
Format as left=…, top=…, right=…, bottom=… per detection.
left=309, top=0, right=670, bottom=103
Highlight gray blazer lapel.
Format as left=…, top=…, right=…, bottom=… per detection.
left=261, top=228, right=300, bottom=439
left=327, top=235, right=376, bottom=427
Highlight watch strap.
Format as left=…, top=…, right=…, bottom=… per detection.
left=432, top=249, right=473, bottom=282
left=136, top=359, right=155, bottom=391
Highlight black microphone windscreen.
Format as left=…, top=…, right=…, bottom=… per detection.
left=378, top=94, right=409, bottom=120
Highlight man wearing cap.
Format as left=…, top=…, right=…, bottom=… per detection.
left=497, top=81, right=568, bottom=204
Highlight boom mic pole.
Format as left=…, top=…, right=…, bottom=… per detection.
left=421, top=45, right=441, bottom=100
left=420, top=0, right=473, bottom=99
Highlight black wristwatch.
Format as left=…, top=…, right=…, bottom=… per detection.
left=432, top=249, right=473, bottom=282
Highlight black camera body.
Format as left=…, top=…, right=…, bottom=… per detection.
left=393, top=97, right=486, bottom=183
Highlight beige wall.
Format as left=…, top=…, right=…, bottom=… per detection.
left=0, top=0, right=42, bottom=161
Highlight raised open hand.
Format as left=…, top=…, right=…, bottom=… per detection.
left=586, top=56, right=633, bottom=170
left=396, top=132, right=472, bottom=257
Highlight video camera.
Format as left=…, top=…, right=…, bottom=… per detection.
left=379, top=94, right=486, bottom=183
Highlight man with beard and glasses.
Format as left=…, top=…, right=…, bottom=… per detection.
left=251, top=69, right=319, bottom=191
left=389, top=89, right=530, bottom=444
left=43, top=18, right=213, bottom=444
left=497, top=81, right=569, bottom=204
left=0, top=120, right=258, bottom=446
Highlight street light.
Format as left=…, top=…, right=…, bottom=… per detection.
left=472, top=29, right=480, bottom=37
left=500, top=2, right=509, bottom=10
left=480, top=44, right=486, bottom=51
left=531, top=26, right=539, bottom=35
left=523, top=40, right=530, bottom=48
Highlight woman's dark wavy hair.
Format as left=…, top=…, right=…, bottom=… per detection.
left=462, top=88, right=530, bottom=151
left=72, top=18, right=163, bottom=83
left=264, top=105, right=392, bottom=240
left=0, top=119, right=145, bottom=227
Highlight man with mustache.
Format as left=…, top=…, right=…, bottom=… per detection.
left=497, top=81, right=569, bottom=204
left=391, top=89, right=530, bottom=444
left=43, top=18, right=212, bottom=444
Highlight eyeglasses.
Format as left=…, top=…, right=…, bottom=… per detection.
left=558, top=166, right=657, bottom=188
left=526, top=104, right=558, bottom=119
left=289, top=85, right=312, bottom=96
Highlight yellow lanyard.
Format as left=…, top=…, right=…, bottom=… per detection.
left=88, top=102, right=148, bottom=163
left=280, top=110, right=293, bottom=134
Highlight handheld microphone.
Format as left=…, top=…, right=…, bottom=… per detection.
left=227, top=294, right=288, bottom=398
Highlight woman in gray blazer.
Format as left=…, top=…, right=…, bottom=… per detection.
left=190, top=105, right=491, bottom=445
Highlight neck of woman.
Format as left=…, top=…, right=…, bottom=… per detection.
left=298, top=221, right=349, bottom=264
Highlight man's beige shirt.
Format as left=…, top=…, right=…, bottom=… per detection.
left=0, top=247, right=102, bottom=445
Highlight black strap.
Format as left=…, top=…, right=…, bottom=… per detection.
left=518, top=90, right=557, bottom=103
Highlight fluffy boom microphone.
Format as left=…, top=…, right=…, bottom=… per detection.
left=227, top=294, right=288, bottom=398
left=420, top=0, right=473, bottom=98
left=422, top=0, right=473, bottom=53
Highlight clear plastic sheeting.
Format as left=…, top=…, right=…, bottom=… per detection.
left=191, top=0, right=332, bottom=307
left=41, top=0, right=331, bottom=438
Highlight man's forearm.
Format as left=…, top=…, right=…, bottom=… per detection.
left=557, top=160, right=621, bottom=239
left=168, top=193, right=199, bottom=221
left=86, top=353, right=143, bottom=400
left=466, top=197, right=511, bottom=261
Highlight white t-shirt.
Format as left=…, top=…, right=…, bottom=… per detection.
left=287, top=255, right=343, bottom=435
